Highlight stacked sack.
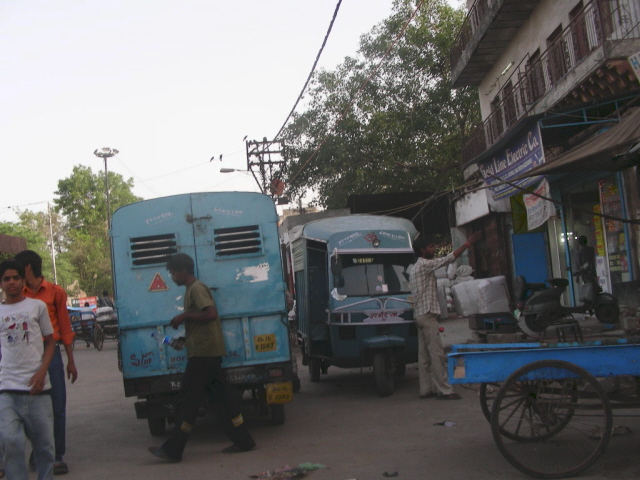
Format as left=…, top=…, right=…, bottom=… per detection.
left=450, top=275, right=511, bottom=317
left=436, top=262, right=511, bottom=318
left=435, top=261, right=475, bottom=319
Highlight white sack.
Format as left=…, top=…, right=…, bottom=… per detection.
left=478, top=276, right=511, bottom=314
left=451, top=279, right=483, bottom=317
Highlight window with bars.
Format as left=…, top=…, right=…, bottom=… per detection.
left=130, top=233, right=178, bottom=267
left=214, top=225, right=263, bottom=257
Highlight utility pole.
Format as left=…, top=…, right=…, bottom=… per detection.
left=245, top=138, right=288, bottom=202
left=47, top=202, right=58, bottom=284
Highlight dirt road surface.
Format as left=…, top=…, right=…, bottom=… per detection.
left=49, top=316, right=640, bottom=480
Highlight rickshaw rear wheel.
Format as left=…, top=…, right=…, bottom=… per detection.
left=373, top=351, right=394, bottom=397
left=270, top=404, right=285, bottom=425
left=93, top=326, right=105, bottom=351
left=147, top=416, right=166, bottom=436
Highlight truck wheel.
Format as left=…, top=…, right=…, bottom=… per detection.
left=373, top=351, right=394, bottom=397
left=147, top=416, right=166, bottom=436
left=270, top=404, right=285, bottom=425
left=309, top=358, right=321, bottom=382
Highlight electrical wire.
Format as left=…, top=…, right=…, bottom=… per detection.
left=273, top=0, right=343, bottom=142
left=287, top=0, right=428, bottom=186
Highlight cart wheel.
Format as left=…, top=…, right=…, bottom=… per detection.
left=93, top=326, right=105, bottom=351
left=479, top=382, right=502, bottom=423
left=308, top=358, right=321, bottom=382
left=270, top=404, right=285, bottom=425
left=372, top=351, right=394, bottom=397
left=148, top=416, right=166, bottom=436
left=491, top=360, right=612, bottom=479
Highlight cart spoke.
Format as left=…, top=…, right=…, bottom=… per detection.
left=491, top=360, right=611, bottom=479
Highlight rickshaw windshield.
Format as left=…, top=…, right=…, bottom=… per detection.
left=335, top=252, right=415, bottom=296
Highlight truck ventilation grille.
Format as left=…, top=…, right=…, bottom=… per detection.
left=130, top=233, right=178, bottom=266
left=214, top=225, right=262, bottom=257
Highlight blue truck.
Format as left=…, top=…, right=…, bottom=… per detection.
left=111, top=192, right=294, bottom=434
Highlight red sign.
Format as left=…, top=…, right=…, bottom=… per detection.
left=149, top=273, right=169, bottom=292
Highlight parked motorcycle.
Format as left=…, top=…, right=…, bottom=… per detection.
left=514, top=275, right=619, bottom=333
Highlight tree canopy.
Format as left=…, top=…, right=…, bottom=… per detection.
left=280, top=0, right=480, bottom=209
left=53, top=165, right=142, bottom=295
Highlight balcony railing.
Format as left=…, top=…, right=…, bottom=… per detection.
left=449, top=0, right=491, bottom=71
left=461, top=0, right=640, bottom=165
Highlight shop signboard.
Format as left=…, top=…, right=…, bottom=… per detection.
left=478, top=123, right=546, bottom=200
left=523, top=178, right=554, bottom=230
left=629, top=49, right=640, bottom=83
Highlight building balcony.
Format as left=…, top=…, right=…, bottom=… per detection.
left=459, top=0, right=640, bottom=165
left=450, top=0, right=540, bottom=88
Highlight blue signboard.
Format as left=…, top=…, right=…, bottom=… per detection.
left=478, top=123, right=546, bottom=200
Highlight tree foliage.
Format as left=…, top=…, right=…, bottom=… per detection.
left=54, top=165, right=142, bottom=295
left=0, top=221, right=50, bottom=266
left=280, top=0, right=480, bottom=209
left=15, top=209, right=77, bottom=290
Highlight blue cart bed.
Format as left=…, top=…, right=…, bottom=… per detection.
left=446, top=340, right=640, bottom=479
left=448, top=339, right=640, bottom=384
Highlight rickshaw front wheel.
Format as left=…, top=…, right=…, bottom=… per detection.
left=373, top=351, right=394, bottom=397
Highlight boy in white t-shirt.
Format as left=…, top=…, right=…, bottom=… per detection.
left=0, top=260, right=56, bottom=480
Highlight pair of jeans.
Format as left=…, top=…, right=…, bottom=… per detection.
left=48, top=346, right=66, bottom=461
left=0, top=392, right=55, bottom=480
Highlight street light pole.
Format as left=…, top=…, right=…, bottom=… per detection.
left=47, top=202, right=58, bottom=284
left=93, top=147, right=119, bottom=228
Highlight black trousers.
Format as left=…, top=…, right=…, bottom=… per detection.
left=161, top=356, right=254, bottom=458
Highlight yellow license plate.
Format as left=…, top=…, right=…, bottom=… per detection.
left=266, top=381, right=293, bottom=404
left=254, top=333, right=277, bottom=352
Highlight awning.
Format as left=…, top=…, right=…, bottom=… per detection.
left=515, top=107, right=640, bottom=178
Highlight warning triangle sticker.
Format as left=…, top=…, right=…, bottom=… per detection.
left=149, top=273, right=169, bottom=292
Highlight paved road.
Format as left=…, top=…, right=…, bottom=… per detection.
left=50, top=317, right=640, bottom=480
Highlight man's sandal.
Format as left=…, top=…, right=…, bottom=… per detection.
left=53, top=461, right=69, bottom=475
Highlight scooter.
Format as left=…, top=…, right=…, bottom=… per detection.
left=514, top=275, right=619, bottom=333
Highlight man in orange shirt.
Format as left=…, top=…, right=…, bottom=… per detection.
left=15, top=250, right=78, bottom=475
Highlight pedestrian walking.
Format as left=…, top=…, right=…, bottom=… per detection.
left=148, top=253, right=255, bottom=462
left=0, top=260, right=56, bottom=480
left=14, top=250, right=77, bottom=475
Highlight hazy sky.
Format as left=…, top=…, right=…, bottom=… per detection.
left=1, top=0, right=462, bottom=222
